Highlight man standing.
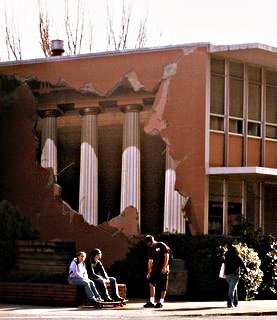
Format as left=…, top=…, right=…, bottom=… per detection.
left=143, top=235, right=170, bottom=308
left=86, top=248, right=124, bottom=302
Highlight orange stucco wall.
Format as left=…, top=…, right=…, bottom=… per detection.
left=265, top=140, right=277, bottom=168
left=247, top=138, right=261, bottom=166
left=165, top=48, right=208, bottom=234
left=229, top=135, right=243, bottom=166
left=0, top=46, right=210, bottom=265
left=209, top=132, right=224, bottom=166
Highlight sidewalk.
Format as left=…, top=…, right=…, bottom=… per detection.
left=0, top=299, right=276, bottom=319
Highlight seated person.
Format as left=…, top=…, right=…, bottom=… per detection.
left=68, top=251, right=103, bottom=306
left=86, top=248, right=124, bottom=302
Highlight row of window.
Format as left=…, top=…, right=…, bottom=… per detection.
left=208, top=178, right=277, bottom=236
left=210, top=59, right=277, bottom=139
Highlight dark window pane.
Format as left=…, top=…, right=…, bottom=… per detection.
left=230, top=78, right=243, bottom=117
left=248, top=83, right=261, bottom=121
left=211, top=75, right=225, bottom=114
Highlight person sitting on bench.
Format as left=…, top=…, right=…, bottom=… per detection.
left=86, top=248, right=124, bottom=302
left=68, top=251, right=103, bottom=306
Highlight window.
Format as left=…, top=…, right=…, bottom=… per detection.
left=228, top=181, right=242, bottom=234
left=266, top=125, right=277, bottom=139
left=229, top=62, right=244, bottom=135
left=266, top=85, right=277, bottom=123
left=210, top=58, right=277, bottom=167
left=264, top=184, right=277, bottom=235
left=248, top=122, right=261, bottom=137
left=208, top=179, right=243, bottom=235
left=210, top=59, right=225, bottom=132
left=246, top=182, right=260, bottom=227
left=229, top=118, right=243, bottom=134
left=208, top=178, right=223, bottom=234
left=248, top=66, right=261, bottom=138
left=210, top=59, right=244, bottom=134
left=248, top=84, right=261, bottom=121
left=208, top=179, right=276, bottom=236
left=229, top=78, right=243, bottom=118
left=211, top=76, right=225, bottom=115
left=210, top=115, right=224, bottom=131
left=266, top=71, right=277, bottom=139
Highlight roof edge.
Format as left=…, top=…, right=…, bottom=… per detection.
left=0, top=42, right=210, bottom=67
left=209, top=43, right=277, bottom=53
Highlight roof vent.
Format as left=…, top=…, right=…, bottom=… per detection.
left=51, top=40, right=65, bottom=56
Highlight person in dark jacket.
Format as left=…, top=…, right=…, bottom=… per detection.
left=224, top=244, right=248, bottom=308
left=85, top=248, right=124, bottom=302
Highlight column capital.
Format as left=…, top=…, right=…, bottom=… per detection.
left=79, top=107, right=101, bottom=116
left=38, top=108, right=62, bottom=118
left=120, top=104, right=143, bottom=113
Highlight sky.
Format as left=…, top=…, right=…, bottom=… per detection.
left=1, top=0, right=277, bottom=61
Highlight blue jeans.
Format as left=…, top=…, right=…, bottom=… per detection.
left=68, top=277, right=100, bottom=300
left=225, top=274, right=239, bottom=307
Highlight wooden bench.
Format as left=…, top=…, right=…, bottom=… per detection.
left=0, top=282, right=127, bottom=307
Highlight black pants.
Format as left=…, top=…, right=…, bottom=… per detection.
left=93, top=277, right=119, bottom=299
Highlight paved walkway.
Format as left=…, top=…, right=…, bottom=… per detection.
left=0, top=299, right=276, bottom=319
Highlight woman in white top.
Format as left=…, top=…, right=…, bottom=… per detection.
left=68, top=251, right=102, bottom=305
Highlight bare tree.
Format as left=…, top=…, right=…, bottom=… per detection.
left=135, top=11, right=148, bottom=48
left=64, top=0, right=85, bottom=55
left=4, top=6, right=22, bottom=60
left=86, top=17, right=94, bottom=53
left=106, top=0, right=132, bottom=50
left=106, top=0, right=148, bottom=51
left=38, top=0, right=51, bottom=57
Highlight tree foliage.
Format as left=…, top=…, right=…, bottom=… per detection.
left=0, top=201, right=40, bottom=280
left=0, top=200, right=40, bottom=241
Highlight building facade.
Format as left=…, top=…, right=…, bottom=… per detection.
left=0, top=43, right=276, bottom=263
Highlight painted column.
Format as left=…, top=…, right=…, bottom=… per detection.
left=120, top=104, right=142, bottom=229
left=164, top=149, right=187, bottom=233
left=40, top=109, right=60, bottom=178
left=79, top=107, right=100, bottom=225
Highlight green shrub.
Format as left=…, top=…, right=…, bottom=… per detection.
left=219, top=243, right=263, bottom=300
left=109, top=233, right=269, bottom=301
left=239, top=243, right=263, bottom=300
left=0, top=200, right=40, bottom=241
left=0, top=201, right=40, bottom=280
left=108, top=239, right=149, bottom=297
left=266, top=241, right=277, bottom=294
left=231, top=221, right=277, bottom=299
left=257, top=238, right=277, bottom=298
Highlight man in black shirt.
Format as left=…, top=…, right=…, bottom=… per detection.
left=85, top=248, right=124, bottom=302
left=144, top=235, right=170, bottom=309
